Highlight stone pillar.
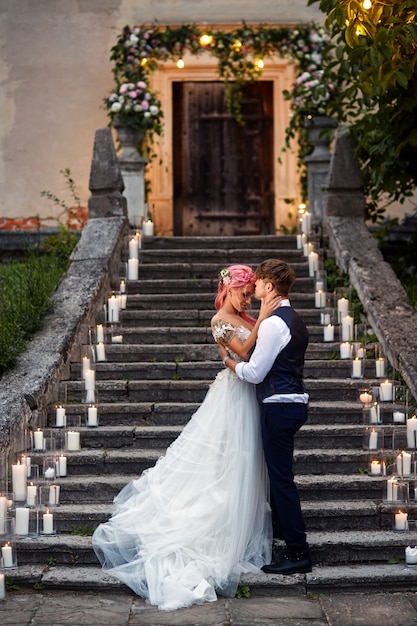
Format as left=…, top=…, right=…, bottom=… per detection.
left=304, top=116, right=337, bottom=228
left=324, top=125, right=366, bottom=220
left=88, top=128, right=127, bottom=219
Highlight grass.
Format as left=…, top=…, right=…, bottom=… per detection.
left=0, top=229, right=78, bottom=377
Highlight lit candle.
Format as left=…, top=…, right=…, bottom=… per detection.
left=119, top=293, right=127, bottom=309
left=12, top=461, right=27, bottom=501
left=370, top=460, right=382, bottom=475
left=42, top=510, right=54, bottom=534
left=87, top=405, right=98, bottom=427
left=320, top=312, right=331, bottom=325
left=296, top=234, right=302, bottom=249
left=375, top=357, right=386, bottom=378
left=21, top=454, right=31, bottom=478
left=96, top=324, right=104, bottom=343
left=407, top=416, right=417, bottom=448
left=1, top=543, right=13, bottom=568
left=119, top=280, right=126, bottom=294
left=396, top=451, right=412, bottom=476
left=370, top=402, right=380, bottom=424
left=129, top=237, right=139, bottom=259
left=107, top=295, right=120, bottom=323
left=308, top=251, right=318, bottom=277
left=142, top=219, right=154, bottom=236
left=340, top=342, right=352, bottom=359
left=369, top=429, right=378, bottom=450
left=67, top=431, right=80, bottom=452
left=351, top=358, right=362, bottom=379
left=359, top=392, right=373, bottom=406
left=393, top=411, right=405, bottom=424
left=387, top=477, right=398, bottom=501
left=301, top=211, right=311, bottom=234
left=84, top=369, right=95, bottom=391
left=405, top=546, right=417, bottom=565
left=337, top=297, right=349, bottom=323
left=96, top=342, right=106, bottom=362
left=127, top=258, right=139, bottom=281
left=395, top=510, right=408, bottom=531
left=315, top=290, right=326, bottom=308
left=323, top=324, right=334, bottom=342
left=356, top=347, right=365, bottom=359
left=15, top=507, right=29, bottom=536
left=33, top=428, right=44, bottom=451
left=49, top=485, right=60, bottom=506
left=56, top=406, right=66, bottom=427
left=82, top=356, right=90, bottom=378
left=26, top=483, right=37, bottom=507
left=59, top=455, right=67, bottom=477
left=341, top=315, right=353, bottom=342
left=380, top=380, right=393, bottom=402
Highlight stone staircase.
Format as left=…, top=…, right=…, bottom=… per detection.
left=13, top=235, right=417, bottom=593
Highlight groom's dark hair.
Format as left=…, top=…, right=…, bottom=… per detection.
left=255, top=259, right=296, bottom=297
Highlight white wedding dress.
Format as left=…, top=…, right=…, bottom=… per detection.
left=92, top=325, right=272, bottom=611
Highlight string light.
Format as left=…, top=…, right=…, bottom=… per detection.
left=199, top=34, right=213, bottom=46
left=362, top=0, right=372, bottom=9
left=256, top=59, right=264, bottom=69
left=176, top=58, right=185, bottom=69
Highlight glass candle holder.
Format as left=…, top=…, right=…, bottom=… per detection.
left=393, top=509, right=408, bottom=531
left=363, top=427, right=383, bottom=451
left=0, top=557, right=5, bottom=600
left=1, top=519, right=17, bottom=569
left=40, top=508, right=56, bottom=536
left=351, top=357, right=364, bottom=379
left=65, top=430, right=81, bottom=452
left=86, top=405, right=99, bottom=428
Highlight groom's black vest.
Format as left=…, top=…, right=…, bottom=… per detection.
left=256, top=307, right=309, bottom=403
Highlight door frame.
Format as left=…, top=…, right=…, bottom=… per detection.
left=147, top=52, right=299, bottom=236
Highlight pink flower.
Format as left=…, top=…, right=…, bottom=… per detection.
left=141, top=100, right=149, bottom=111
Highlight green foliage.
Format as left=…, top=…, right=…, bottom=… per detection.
left=47, top=556, right=57, bottom=567
left=309, top=0, right=417, bottom=218
left=235, top=585, right=251, bottom=598
left=70, top=524, right=95, bottom=536
left=0, top=230, right=77, bottom=377
left=41, top=168, right=86, bottom=229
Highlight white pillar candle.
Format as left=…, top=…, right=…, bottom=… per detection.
left=142, top=220, right=154, bottom=236
left=119, top=280, right=126, bottom=293
left=370, top=403, right=380, bottom=424
left=15, top=507, right=29, bottom=536
left=320, top=312, right=331, bottom=325
left=44, top=466, right=55, bottom=480
left=337, top=297, right=349, bottom=322
left=356, top=347, right=365, bottom=359
left=59, top=455, right=67, bottom=477
left=315, top=290, right=326, bottom=308
left=127, top=258, right=139, bottom=281
left=96, top=324, right=104, bottom=343
left=341, top=315, right=354, bottom=342
left=119, top=293, right=127, bottom=309
left=396, top=451, right=412, bottom=476
left=42, top=510, right=54, bottom=534
left=369, top=429, right=378, bottom=450
left=351, top=358, right=362, bottom=378
left=67, top=431, right=80, bottom=452
left=0, top=570, right=4, bottom=600
left=26, top=483, right=37, bottom=507
left=296, top=234, right=302, bottom=249
left=84, top=369, right=95, bottom=391
left=129, top=237, right=139, bottom=259
left=1, top=543, right=13, bottom=568
left=395, top=510, right=408, bottom=531
left=33, top=429, right=44, bottom=451
left=406, top=546, right=417, bottom=565
left=12, top=462, right=27, bottom=501
left=375, top=357, right=386, bottom=378
left=111, top=334, right=123, bottom=344
left=387, top=477, right=398, bottom=501
left=340, top=342, right=352, bottom=359
left=308, top=251, right=319, bottom=277
left=87, top=406, right=98, bottom=427
left=82, top=356, right=90, bottom=378
left=96, top=342, right=106, bottom=362
left=370, top=460, right=382, bottom=475
left=407, top=416, right=417, bottom=448
left=393, top=411, right=405, bottom=424
left=380, top=380, right=393, bottom=401
left=359, top=392, right=373, bottom=406
left=56, top=406, right=66, bottom=427
left=0, top=497, right=7, bottom=534
left=107, top=295, right=120, bottom=323
left=49, top=485, right=60, bottom=506
left=301, top=211, right=311, bottom=234
left=323, top=324, right=334, bottom=342
left=21, top=455, right=31, bottom=478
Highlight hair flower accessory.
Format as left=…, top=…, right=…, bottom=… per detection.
left=219, top=268, right=231, bottom=285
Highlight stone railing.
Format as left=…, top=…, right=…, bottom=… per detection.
left=0, top=128, right=129, bottom=471
left=324, top=127, right=417, bottom=403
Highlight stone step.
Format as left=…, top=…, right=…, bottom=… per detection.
left=62, top=378, right=372, bottom=404
left=12, top=529, right=416, bottom=570
left=132, top=248, right=305, bottom=268
left=52, top=400, right=363, bottom=427
left=125, top=292, right=315, bottom=310
left=31, top=447, right=377, bottom=476
left=138, top=234, right=299, bottom=251
left=70, top=359, right=378, bottom=382
left=126, top=277, right=315, bottom=295
left=129, top=260, right=311, bottom=279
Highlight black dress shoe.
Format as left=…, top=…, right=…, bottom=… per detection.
left=262, top=552, right=312, bottom=575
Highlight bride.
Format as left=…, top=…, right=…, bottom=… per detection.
left=92, top=264, right=280, bottom=611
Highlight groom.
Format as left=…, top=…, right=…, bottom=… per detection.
left=221, top=258, right=311, bottom=575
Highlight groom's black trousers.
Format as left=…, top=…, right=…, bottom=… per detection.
left=260, top=401, right=309, bottom=555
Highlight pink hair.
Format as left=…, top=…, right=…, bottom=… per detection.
left=214, top=264, right=257, bottom=324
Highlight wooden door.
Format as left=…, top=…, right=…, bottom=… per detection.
left=173, top=82, right=274, bottom=236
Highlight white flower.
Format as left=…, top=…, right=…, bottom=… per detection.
left=111, top=102, right=122, bottom=112
left=129, top=34, right=139, bottom=45
left=144, top=111, right=151, bottom=118
left=149, top=105, right=159, bottom=115
left=133, top=104, right=142, bottom=112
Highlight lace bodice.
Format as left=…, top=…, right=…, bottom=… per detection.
left=211, top=322, right=250, bottom=363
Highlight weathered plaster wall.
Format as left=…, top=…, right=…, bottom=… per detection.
left=0, top=0, right=322, bottom=224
